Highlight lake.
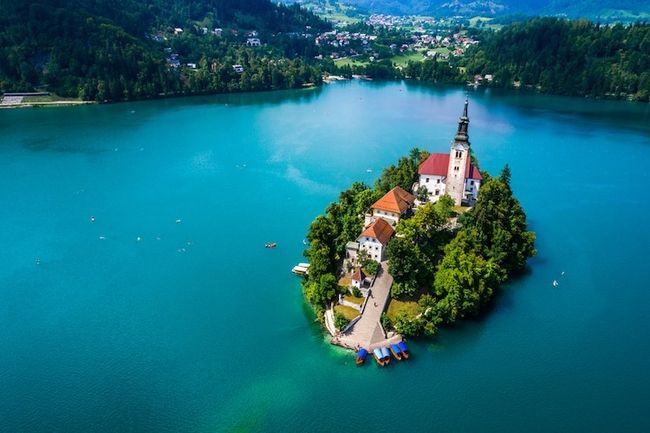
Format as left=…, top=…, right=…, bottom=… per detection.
left=1, top=81, right=649, bottom=433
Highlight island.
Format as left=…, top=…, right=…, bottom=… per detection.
left=301, top=99, right=536, bottom=364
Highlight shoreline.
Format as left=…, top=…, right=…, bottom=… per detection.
left=4, top=76, right=645, bottom=111
left=0, top=100, right=96, bottom=109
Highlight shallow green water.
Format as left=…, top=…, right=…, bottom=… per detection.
left=1, top=81, right=649, bottom=433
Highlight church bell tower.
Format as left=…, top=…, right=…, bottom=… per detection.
left=446, top=99, right=471, bottom=206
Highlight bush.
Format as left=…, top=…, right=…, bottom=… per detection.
left=363, top=259, right=380, bottom=276
left=391, top=282, right=417, bottom=298
left=381, top=312, right=392, bottom=331
left=334, top=312, right=350, bottom=330
left=393, top=312, right=423, bottom=337
left=352, top=286, right=362, bottom=298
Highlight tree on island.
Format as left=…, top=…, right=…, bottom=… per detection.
left=387, top=196, right=454, bottom=298
left=388, top=164, right=535, bottom=336
left=374, top=148, right=429, bottom=194
left=302, top=150, right=535, bottom=338
left=461, top=165, right=537, bottom=274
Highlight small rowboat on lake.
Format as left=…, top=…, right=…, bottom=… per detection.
left=291, top=263, right=310, bottom=275
left=356, top=348, right=368, bottom=365
left=265, top=242, right=277, bottom=248
left=390, top=344, right=402, bottom=360
left=397, top=341, right=410, bottom=359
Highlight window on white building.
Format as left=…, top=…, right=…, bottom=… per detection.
left=470, top=180, right=474, bottom=185
left=425, top=177, right=429, bottom=183
left=435, top=190, right=440, bottom=195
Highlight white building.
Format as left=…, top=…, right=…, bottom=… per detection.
left=415, top=99, right=482, bottom=206
left=356, top=218, right=394, bottom=263
left=246, top=38, right=261, bottom=47
left=350, top=268, right=367, bottom=290
left=367, top=186, right=416, bottom=227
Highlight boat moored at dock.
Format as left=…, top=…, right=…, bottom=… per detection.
left=390, top=344, right=402, bottom=360
left=356, top=348, right=368, bottom=365
left=398, top=341, right=410, bottom=359
left=291, top=263, right=310, bottom=275
left=380, top=347, right=391, bottom=365
left=373, top=348, right=387, bottom=366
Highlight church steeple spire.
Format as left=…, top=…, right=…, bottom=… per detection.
left=454, top=98, right=470, bottom=146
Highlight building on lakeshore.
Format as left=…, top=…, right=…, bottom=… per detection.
left=366, top=186, right=416, bottom=227
left=415, top=99, right=482, bottom=206
left=356, top=218, right=394, bottom=262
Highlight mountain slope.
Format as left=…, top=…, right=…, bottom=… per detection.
left=0, top=0, right=329, bottom=100
left=340, top=0, right=650, bottom=20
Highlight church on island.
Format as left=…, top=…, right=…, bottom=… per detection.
left=414, top=99, right=482, bottom=206
left=347, top=100, right=482, bottom=265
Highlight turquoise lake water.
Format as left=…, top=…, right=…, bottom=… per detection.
left=1, top=81, right=650, bottom=433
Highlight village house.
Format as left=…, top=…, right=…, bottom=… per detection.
left=366, top=186, right=416, bottom=227
left=415, top=100, right=482, bottom=206
left=246, top=38, right=261, bottom=47
left=350, top=268, right=367, bottom=290
left=354, top=218, right=395, bottom=263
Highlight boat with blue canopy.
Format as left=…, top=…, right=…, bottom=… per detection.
left=373, top=348, right=386, bottom=366
left=356, top=348, right=368, bottom=365
left=390, top=344, right=402, bottom=360
left=397, top=341, right=410, bottom=359
left=380, top=347, right=391, bottom=365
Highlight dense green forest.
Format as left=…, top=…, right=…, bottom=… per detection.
left=325, top=17, right=650, bottom=102
left=302, top=150, right=536, bottom=337
left=0, top=0, right=330, bottom=101
left=462, top=18, right=650, bottom=101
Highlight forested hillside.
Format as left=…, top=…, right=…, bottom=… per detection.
left=462, top=18, right=650, bottom=101
left=0, top=0, right=330, bottom=101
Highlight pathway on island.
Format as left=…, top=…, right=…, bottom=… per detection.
left=335, top=262, right=402, bottom=351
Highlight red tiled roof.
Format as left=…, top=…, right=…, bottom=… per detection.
left=351, top=268, right=366, bottom=282
left=419, top=152, right=482, bottom=180
left=465, top=157, right=482, bottom=180
left=418, top=153, right=449, bottom=176
left=371, top=186, right=416, bottom=214
left=359, top=218, right=394, bottom=245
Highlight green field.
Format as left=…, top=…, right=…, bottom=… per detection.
left=391, top=47, right=451, bottom=67
left=304, top=0, right=361, bottom=25
left=391, top=50, right=426, bottom=66
left=387, top=299, right=421, bottom=322
left=334, top=56, right=369, bottom=68
left=334, top=304, right=360, bottom=321
left=469, top=16, right=502, bottom=30
left=342, top=295, right=364, bottom=305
